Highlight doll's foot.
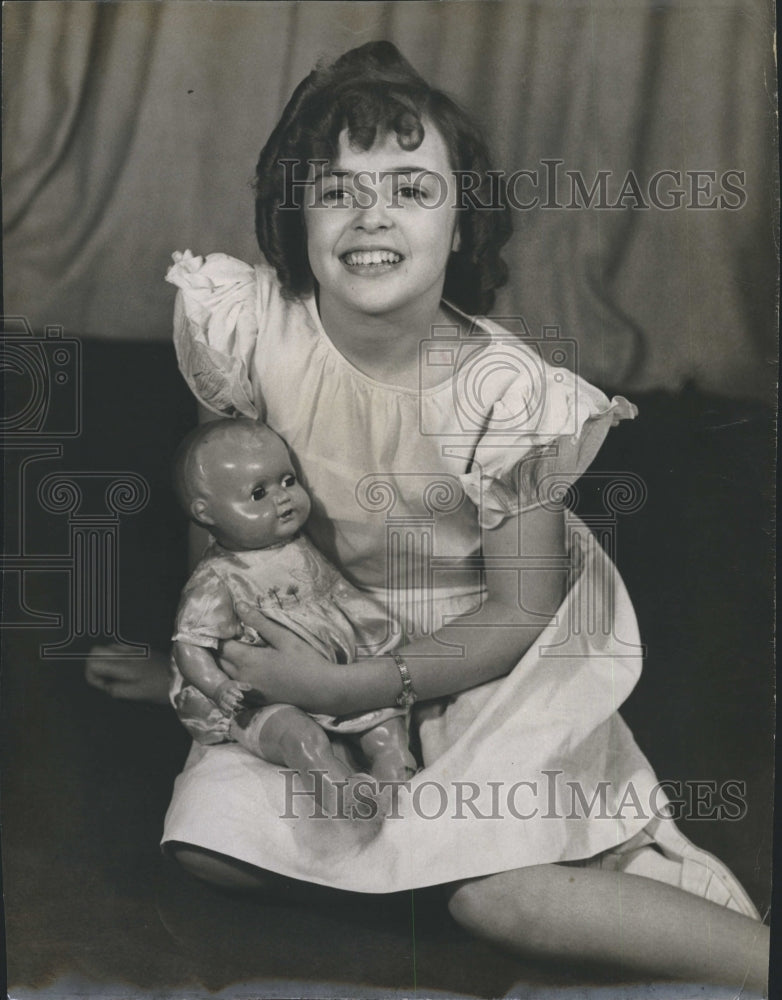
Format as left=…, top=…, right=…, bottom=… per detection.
left=368, top=748, right=419, bottom=783
left=287, top=773, right=384, bottom=858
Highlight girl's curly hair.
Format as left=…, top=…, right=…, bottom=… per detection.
left=255, top=41, right=512, bottom=315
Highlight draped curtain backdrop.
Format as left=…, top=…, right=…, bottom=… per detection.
left=3, top=0, right=777, bottom=400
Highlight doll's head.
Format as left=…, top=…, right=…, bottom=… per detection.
left=173, top=418, right=311, bottom=551
left=255, top=41, right=512, bottom=315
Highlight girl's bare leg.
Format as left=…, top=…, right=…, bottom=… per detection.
left=447, top=864, right=769, bottom=993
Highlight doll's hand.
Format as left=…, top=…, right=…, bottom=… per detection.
left=214, top=679, right=252, bottom=715
left=218, top=605, right=338, bottom=714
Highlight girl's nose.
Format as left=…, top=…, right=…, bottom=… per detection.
left=354, top=194, right=393, bottom=232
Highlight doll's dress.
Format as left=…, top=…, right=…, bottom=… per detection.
left=171, top=535, right=403, bottom=745
left=161, top=250, right=665, bottom=893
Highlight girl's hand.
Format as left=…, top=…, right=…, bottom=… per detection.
left=218, top=605, right=341, bottom=713
left=85, top=645, right=171, bottom=704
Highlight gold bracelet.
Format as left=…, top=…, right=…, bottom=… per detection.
left=391, top=653, right=417, bottom=709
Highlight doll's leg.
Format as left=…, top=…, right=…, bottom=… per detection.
left=358, top=715, right=417, bottom=782
left=447, top=864, right=769, bottom=992
left=231, top=705, right=377, bottom=824
left=233, top=704, right=349, bottom=781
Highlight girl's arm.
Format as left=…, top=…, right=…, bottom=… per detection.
left=219, top=504, right=568, bottom=715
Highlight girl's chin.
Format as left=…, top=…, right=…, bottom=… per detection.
left=338, top=286, right=427, bottom=316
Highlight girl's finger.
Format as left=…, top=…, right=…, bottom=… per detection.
left=235, top=603, right=306, bottom=650
left=216, top=640, right=259, bottom=677
left=234, top=601, right=271, bottom=629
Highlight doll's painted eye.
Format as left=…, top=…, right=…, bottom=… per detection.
left=251, top=486, right=266, bottom=501
left=282, top=474, right=296, bottom=488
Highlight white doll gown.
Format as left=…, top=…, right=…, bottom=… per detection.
left=162, top=250, right=662, bottom=892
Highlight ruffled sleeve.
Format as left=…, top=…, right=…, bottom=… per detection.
left=172, top=563, right=241, bottom=648
left=166, top=250, right=260, bottom=418
left=458, top=361, right=637, bottom=529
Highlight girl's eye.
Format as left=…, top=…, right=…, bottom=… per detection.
left=282, top=474, right=296, bottom=488
left=321, top=187, right=351, bottom=206
left=397, top=185, right=425, bottom=203
left=251, top=486, right=266, bottom=501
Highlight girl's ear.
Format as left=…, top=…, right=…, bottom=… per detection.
left=191, top=497, right=215, bottom=526
left=451, top=225, right=461, bottom=253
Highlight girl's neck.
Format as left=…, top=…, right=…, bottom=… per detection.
left=317, top=287, right=463, bottom=390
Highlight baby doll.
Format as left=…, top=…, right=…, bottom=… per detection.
left=170, top=417, right=417, bottom=803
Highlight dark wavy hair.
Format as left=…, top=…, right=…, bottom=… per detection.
left=255, top=41, right=512, bottom=315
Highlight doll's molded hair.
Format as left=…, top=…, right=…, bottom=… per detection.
left=172, top=418, right=278, bottom=523
left=255, top=41, right=512, bottom=315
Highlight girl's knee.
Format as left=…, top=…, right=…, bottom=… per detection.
left=447, top=867, right=560, bottom=952
left=170, top=843, right=271, bottom=893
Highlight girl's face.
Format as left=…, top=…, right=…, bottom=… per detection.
left=303, top=119, right=460, bottom=319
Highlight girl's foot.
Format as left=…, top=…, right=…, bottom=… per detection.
left=581, top=815, right=761, bottom=920
left=85, top=644, right=171, bottom=703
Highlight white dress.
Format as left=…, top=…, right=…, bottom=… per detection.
left=161, top=250, right=661, bottom=893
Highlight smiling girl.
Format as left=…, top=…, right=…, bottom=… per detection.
left=92, top=41, right=768, bottom=990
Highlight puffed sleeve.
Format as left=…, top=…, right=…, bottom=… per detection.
left=459, top=360, right=637, bottom=529
left=173, top=563, right=241, bottom=648
left=166, top=250, right=261, bottom=418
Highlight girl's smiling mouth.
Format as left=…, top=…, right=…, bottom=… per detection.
left=340, top=248, right=404, bottom=275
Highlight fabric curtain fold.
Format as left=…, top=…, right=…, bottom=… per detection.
left=2, top=0, right=776, bottom=400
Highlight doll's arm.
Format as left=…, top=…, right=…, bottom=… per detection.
left=174, top=640, right=250, bottom=714
left=218, top=505, right=569, bottom=714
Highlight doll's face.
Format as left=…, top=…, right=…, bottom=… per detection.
left=302, top=119, right=460, bottom=320
left=193, top=428, right=311, bottom=550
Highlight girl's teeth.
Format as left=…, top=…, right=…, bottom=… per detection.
left=344, top=250, right=401, bottom=266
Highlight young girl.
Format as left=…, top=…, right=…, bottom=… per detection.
left=94, top=41, right=769, bottom=991
left=170, top=416, right=415, bottom=797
